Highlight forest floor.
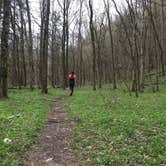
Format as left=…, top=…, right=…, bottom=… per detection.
left=23, top=97, right=78, bottom=166
left=67, top=84, right=166, bottom=165
left=0, top=83, right=166, bottom=166
left=0, top=89, right=64, bottom=166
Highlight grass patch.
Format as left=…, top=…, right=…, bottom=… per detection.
left=0, top=89, right=63, bottom=166
left=67, top=87, right=166, bottom=165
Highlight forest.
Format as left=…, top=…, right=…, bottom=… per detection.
left=0, top=0, right=166, bottom=165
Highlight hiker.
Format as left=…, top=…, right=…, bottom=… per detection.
left=68, top=72, right=76, bottom=96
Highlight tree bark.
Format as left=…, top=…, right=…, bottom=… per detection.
left=26, top=0, right=35, bottom=90
left=89, top=0, right=97, bottom=90
left=0, top=0, right=11, bottom=98
left=104, top=0, right=117, bottom=89
left=41, top=0, right=50, bottom=93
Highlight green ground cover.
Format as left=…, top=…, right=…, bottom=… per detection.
left=67, top=86, right=166, bottom=165
left=0, top=89, right=63, bottom=166
left=0, top=84, right=165, bottom=166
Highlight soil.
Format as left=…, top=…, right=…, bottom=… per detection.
left=23, top=97, right=78, bottom=166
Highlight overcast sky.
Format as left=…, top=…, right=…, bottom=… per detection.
left=29, top=0, right=127, bottom=33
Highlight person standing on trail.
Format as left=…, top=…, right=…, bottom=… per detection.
left=68, top=72, right=76, bottom=96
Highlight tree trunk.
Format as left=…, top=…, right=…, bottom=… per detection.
left=65, top=0, right=69, bottom=87
left=18, top=0, right=27, bottom=87
left=89, top=0, right=96, bottom=90
left=104, top=0, right=117, bottom=89
left=11, top=0, right=18, bottom=87
left=0, top=0, right=11, bottom=98
left=26, top=0, right=35, bottom=90
left=41, top=0, right=50, bottom=93
left=62, top=0, right=66, bottom=89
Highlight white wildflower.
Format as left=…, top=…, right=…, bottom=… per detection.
left=3, top=138, right=12, bottom=144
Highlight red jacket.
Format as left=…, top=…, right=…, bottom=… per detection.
left=68, top=74, right=76, bottom=79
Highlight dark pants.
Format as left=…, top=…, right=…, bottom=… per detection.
left=69, top=83, right=74, bottom=96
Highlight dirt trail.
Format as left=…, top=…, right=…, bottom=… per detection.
left=24, top=97, right=78, bottom=166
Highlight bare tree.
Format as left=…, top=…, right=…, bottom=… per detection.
left=40, top=0, right=50, bottom=93
left=0, top=0, right=11, bottom=98
left=94, top=14, right=106, bottom=88
left=26, top=0, right=35, bottom=90
left=103, top=0, right=117, bottom=89
left=18, top=0, right=27, bottom=87
left=50, top=11, right=60, bottom=88
left=60, top=0, right=71, bottom=89
left=78, top=0, right=84, bottom=87
left=89, top=0, right=97, bottom=90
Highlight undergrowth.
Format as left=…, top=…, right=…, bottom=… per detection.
left=0, top=89, right=63, bottom=166
left=67, top=86, right=166, bottom=165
